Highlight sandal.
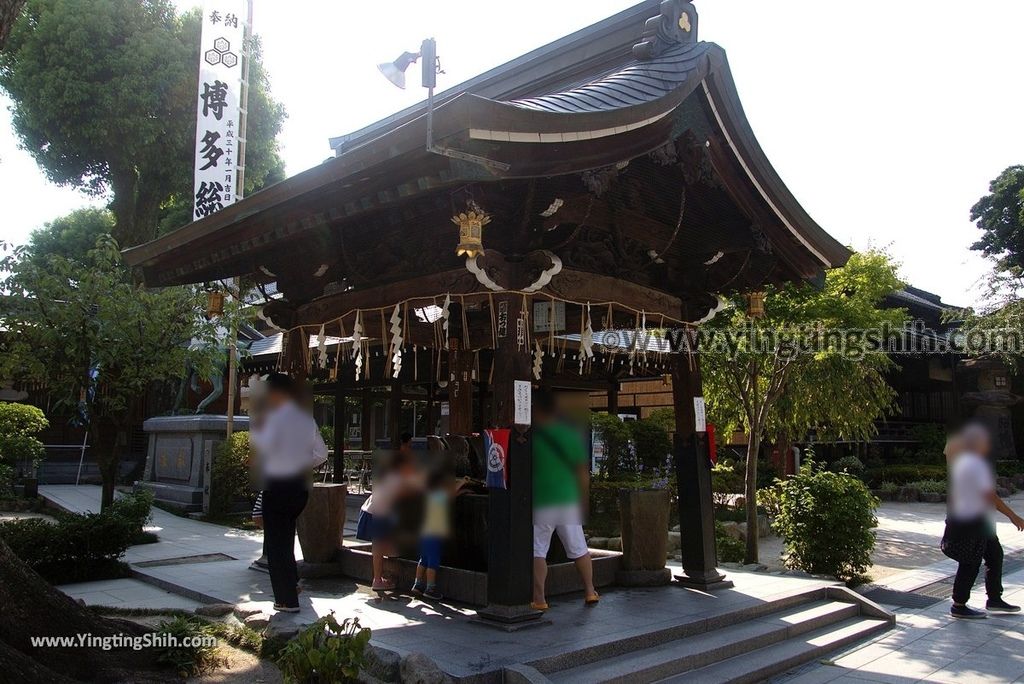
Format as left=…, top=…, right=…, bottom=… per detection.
left=530, top=601, right=549, bottom=612
left=584, top=592, right=600, bottom=606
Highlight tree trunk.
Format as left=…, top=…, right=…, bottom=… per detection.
left=94, top=422, right=119, bottom=511
left=108, top=164, right=140, bottom=248
left=744, top=432, right=761, bottom=564
left=132, top=186, right=163, bottom=246
left=0, top=537, right=154, bottom=680
left=0, top=0, right=27, bottom=50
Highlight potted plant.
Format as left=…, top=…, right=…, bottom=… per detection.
left=615, top=418, right=673, bottom=586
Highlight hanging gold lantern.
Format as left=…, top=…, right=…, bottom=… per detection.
left=451, top=209, right=491, bottom=258
left=206, top=290, right=225, bottom=318
left=746, top=290, right=765, bottom=318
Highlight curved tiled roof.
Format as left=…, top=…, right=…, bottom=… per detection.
left=509, top=42, right=712, bottom=114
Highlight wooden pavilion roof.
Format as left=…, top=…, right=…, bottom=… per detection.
left=123, top=0, right=848, bottom=332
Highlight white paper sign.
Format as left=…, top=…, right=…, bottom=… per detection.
left=693, top=397, right=707, bottom=432
left=533, top=301, right=566, bottom=333
left=514, top=380, right=532, bottom=426
left=193, top=1, right=248, bottom=220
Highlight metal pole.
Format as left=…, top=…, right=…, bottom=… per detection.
left=74, top=432, right=89, bottom=486
left=225, top=0, right=253, bottom=440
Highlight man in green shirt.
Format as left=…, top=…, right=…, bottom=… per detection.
left=531, top=391, right=598, bottom=610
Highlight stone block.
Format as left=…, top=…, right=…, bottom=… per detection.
left=607, top=537, right=622, bottom=551
left=588, top=536, right=609, bottom=549
left=897, top=486, right=920, bottom=502
left=243, top=612, right=270, bottom=629
left=296, top=483, right=346, bottom=563
left=364, top=644, right=402, bottom=682
left=667, top=530, right=681, bottom=551
left=194, top=603, right=235, bottom=617
left=400, top=653, right=451, bottom=684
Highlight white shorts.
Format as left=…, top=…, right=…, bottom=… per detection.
left=533, top=504, right=589, bottom=560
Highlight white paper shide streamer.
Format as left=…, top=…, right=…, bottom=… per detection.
left=533, top=340, right=544, bottom=380
left=352, top=311, right=364, bottom=381
left=440, top=294, right=451, bottom=349
left=316, top=324, right=328, bottom=368
left=389, top=304, right=403, bottom=379
left=579, top=302, right=594, bottom=373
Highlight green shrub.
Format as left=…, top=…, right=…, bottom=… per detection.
left=715, top=522, right=745, bottom=563
left=878, top=481, right=898, bottom=494
left=210, top=432, right=257, bottom=515
left=276, top=614, right=371, bottom=684
left=907, top=479, right=947, bottom=494
left=863, top=464, right=946, bottom=487
left=830, top=455, right=865, bottom=477
left=711, top=458, right=743, bottom=508
left=772, top=462, right=879, bottom=582
left=0, top=463, right=13, bottom=497
left=996, top=460, right=1024, bottom=478
left=0, top=402, right=48, bottom=475
left=153, top=616, right=220, bottom=677
left=0, top=505, right=137, bottom=583
left=109, top=489, right=154, bottom=531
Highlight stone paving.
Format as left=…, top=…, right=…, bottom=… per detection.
left=773, top=567, right=1024, bottom=683
left=42, top=485, right=1024, bottom=682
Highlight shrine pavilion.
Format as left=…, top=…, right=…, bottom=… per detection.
left=124, top=0, right=849, bottom=626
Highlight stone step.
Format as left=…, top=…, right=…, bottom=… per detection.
left=547, top=600, right=860, bottom=684
left=658, top=616, right=891, bottom=684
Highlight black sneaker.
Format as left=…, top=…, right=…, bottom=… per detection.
left=986, top=599, right=1021, bottom=613
left=951, top=604, right=987, bottom=619
left=411, top=583, right=425, bottom=596
left=422, top=586, right=443, bottom=601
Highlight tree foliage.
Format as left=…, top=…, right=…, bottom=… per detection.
left=701, top=250, right=906, bottom=563
left=771, top=460, right=879, bottom=582
left=0, top=234, right=222, bottom=507
left=0, top=0, right=285, bottom=247
left=25, top=207, right=114, bottom=266
left=971, top=165, right=1024, bottom=277
left=0, top=402, right=47, bottom=475
left=0, top=0, right=25, bottom=49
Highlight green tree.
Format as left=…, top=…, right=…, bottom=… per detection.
left=0, top=0, right=25, bottom=49
left=971, top=165, right=1024, bottom=277
left=25, top=207, right=114, bottom=266
left=0, top=0, right=285, bottom=247
left=0, top=235, right=223, bottom=508
left=701, top=250, right=906, bottom=564
left=0, top=402, right=48, bottom=475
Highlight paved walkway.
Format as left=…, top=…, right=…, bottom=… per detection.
left=775, top=566, right=1024, bottom=683
left=42, top=485, right=1024, bottom=682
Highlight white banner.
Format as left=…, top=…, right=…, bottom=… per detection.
left=193, top=1, right=248, bottom=220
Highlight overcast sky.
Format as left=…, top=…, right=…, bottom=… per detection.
left=2, top=0, right=1022, bottom=307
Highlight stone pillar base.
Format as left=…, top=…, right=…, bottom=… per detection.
left=616, top=567, right=672, bottom=587
left=674, top=572, right=734, bottom=592
left=472, top=604, right=549, bottom=631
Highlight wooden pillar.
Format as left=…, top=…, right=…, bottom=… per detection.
left=477, top=294, right=542, bottom=627
left=607, top=377, right=619, bottom=416
left=360, top=387, right=372, bottom=451
left=332, top=383, right=345, bottom=483
left=447, top=338, right=475, bottom=436
left=671, top=349, right=731, bottom=590
left=389, top=381, right=402, bottom=447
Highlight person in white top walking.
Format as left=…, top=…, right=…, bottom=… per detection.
left=249, top=373, right=328, bottom=612
left=944, top=423, right=1024, bottom=619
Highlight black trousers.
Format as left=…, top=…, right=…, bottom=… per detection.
left=262, top=476, right=309, bottom=607
left=952, top=533, right=1003, bottom=605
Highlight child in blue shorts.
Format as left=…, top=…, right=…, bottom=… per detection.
left=412, top=471, right=465, bottom=600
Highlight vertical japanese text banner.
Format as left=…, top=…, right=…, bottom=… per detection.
left=193, top=1, right=247, bottom=219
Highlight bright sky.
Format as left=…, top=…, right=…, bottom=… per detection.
left=2, top=0, right=1022, bottom=308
